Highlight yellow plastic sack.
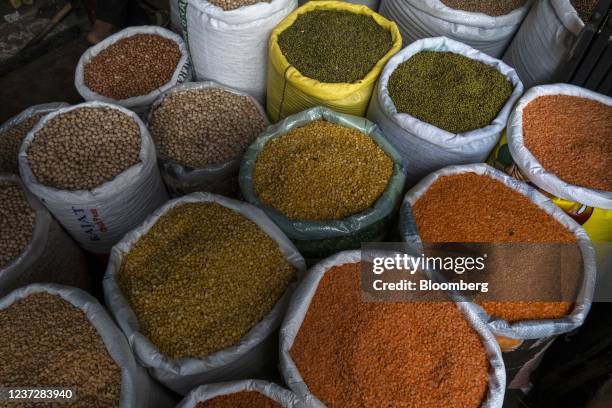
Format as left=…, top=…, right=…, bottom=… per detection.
left=266, top=1, right=402, bottom=122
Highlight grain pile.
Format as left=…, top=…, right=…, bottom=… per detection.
left=150, top=87, right=267, bottom=168
left=84, top=34, right=181, bottom=100
left=196, top=391, right=281, bottom=407
left=440, top=0, right=528, bottom=16
left=26, top=107, right=141, bottom=191
left=253, top=121, right=393, bottom=221
left=208, top=0, right=270, bottom=11
left=0, top=114, right=43, bottom=173
left=117, top=202, right=296, bottom=359
left=0, top=182, right=35, bottom=269
left=291, top=262, right=490, bottom=408
left=0, top=292, right=121, bottom=408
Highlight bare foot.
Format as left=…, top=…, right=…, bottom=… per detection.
left=87, top=20, right=118, bottom=45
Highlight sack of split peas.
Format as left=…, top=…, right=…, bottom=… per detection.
left=400, top=163, right=597, bottom=388
left=177, top=380, right=301, bottom=407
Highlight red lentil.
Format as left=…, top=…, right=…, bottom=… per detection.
left=290, top=262, right=490, bottom=408
left=197, top=391, right=281, bottom=407
left=522, top=95, right=612, bottom=192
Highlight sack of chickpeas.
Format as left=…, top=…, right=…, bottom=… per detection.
left=179, top=0, right=297, bottom=104
left=19, top=101, right=169, bottom=254
left=147, top=81, right=269, bottom=197
left=0, top=284, right=177, bottom=408
left=239, top=106, right=407, bottom=260
left=104, top=192, right=306, bottom=394
left=75, top=26, right=191, bottom=115
left=177, top=380, right=302, bottom=407
left=0, top=175, right=89, bottom=297
left=0, top=102, right=68, bottom=174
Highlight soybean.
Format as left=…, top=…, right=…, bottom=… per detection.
left=0, top=181, right=35, bottom=269
left=0, top=114, right=43, bottom=173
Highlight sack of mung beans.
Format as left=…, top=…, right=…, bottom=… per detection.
left=179, top=0, right=297, bottom=105
left=239, top=106, right=407, bottom=260
left=266, top=1, right=402, bottom=122
left=0, top=175, right=89, bottom=297
left=104, top=192, right=306, bottom=395
left=147, top=81, right=269, bottom=197
left=19, top=101, right=169, bottom=254
left=75, top=26, right=191, bottom=115
left=298, top=0, right=380, bottom=11
left=177, top=380, right=302, bottom=407
left=503, top=0, right=595, bottom=89
left=400, top=163, right=597, bottom=389
left=378, top=0, right=531, bottom=58
left=367, top=36, right=523, bottom=186
left=0, top=102, right=68, bottom=174
left=489, top=84, right=612, bottom=242
left=280, top=250, right=506, bottom=407
left=0, top=284, right=176, bottom=408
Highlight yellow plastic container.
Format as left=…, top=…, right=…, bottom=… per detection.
left=266, top=1, right=402, bottom=122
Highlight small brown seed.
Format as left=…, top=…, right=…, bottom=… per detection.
left=0, top=181, right=35, bottom=269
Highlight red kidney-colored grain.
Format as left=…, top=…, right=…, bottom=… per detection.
left=522, top=95, right=612, bottom=192
left=196, top=391, right=281, bottom=407
left=290, top=262, right=490, bottom=408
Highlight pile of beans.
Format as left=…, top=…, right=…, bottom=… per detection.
left=440, top=0, right=527, bottom=16
left=522, top=95, right=612, bottom=192
left=150, top=88, right=267, bottom=168
left=208, top=0, right=270, bottom=11
left=0, top=181, right=35, bottom=269
left=26, top=107, right=141, bottom=191
left=197, top=392, right=280, bottom=407
left=0, top=292, right=121, bottom=407
left=84, top=34, right=181, bottom=100
left=388, top=51, right=513, bottom=134
left=413, top=172, right=578, bottom=322
left=571, top=0, right=598, bottom=21
left=0, top=114, right=43, bottom=173
left=291, top=262, right=490, bottom=408
left=253, top=121, right=393, bottom=221
left=117, top=202, right=296, bottom=359
left=278, top=10, right=393, bottom=83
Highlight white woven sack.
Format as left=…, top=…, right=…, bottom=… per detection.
left=75, top=26, right=191, bottom=115
left=170, top=0, right=182, bottom=32
left=18, top=101, right=169, bottom=254
left=367, top=37, right=523, bottom=186
left=507, top=84, right=612, bottom=210
left=297, top=0, right=379, bottom=10
left=503, top=0, right=584, bottom=89
left=378, top=0, right=531, bottom=58
left=104, top=192, right=306, bottom=395
left=179, top=0, right=297, bottom=104
left=0, top=175, right=89, bottom=297
left=280, top=250, right=506, bottom=408
left=0, top=284, right=176, bottom=408
left=177, top=380, right=302, bottom=407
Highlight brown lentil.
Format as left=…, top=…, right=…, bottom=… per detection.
left=440, top=0, right=528, bottom=16
left=291, top=262, right=490, bottom=408
left=413, top=172, right=578, bottom=322
left=0, top=181, right=35, bottom=269
left=150, top=88, right=267, bottom=168
left=207, top=0, right=270, bottom=11
left=0, top=114, right=43, bottom=173
left=117, top=202, right=296, bottom=359
left=27, top=107, right=141, bottom=191
left=253, top=121, right=393, bottom=221
left=84, top=34, right=181, bottom=100
left=522, top=95, right=612, bottom=192
left=571, top=0, right=598, bottom=22
left=0, top=292, right=122, bottom=408
left=197, top=391, right=281, bottom=407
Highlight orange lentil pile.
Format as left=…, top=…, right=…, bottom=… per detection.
left=413, top=172, right=578, bottom=322
left=522, top=95, right=612, bottom=192
left=196, top=391, right=281, bottom=407
left=291, top=262, right=490, bottom=408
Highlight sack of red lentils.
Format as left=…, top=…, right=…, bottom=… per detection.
left=0, top=284, right=176, bottom=408
left=279, top=250, right=506, bottom=407
left=0, top=175, right=89, bottom=297
left=400, top=163, right=597, bottom=389
left=75, top=26, right=191, bottom=115
left=239, top=106, right=407, bottom=260
left=19, top=101, right=169, bottom=254
left=179, top=0, right=297, bottom=104
left=367, top=36, right=523, bottom=186
left=490, top=84, right=612, bottom=242
left=104, top=192, right=306, bottom=395
left=503, top=0, right=589, bottom=89
left=146, top=81, right=269, bottom=197
left=177, top=380, right=302, bottom=407
left=379, top=0, right=531, bottom=58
